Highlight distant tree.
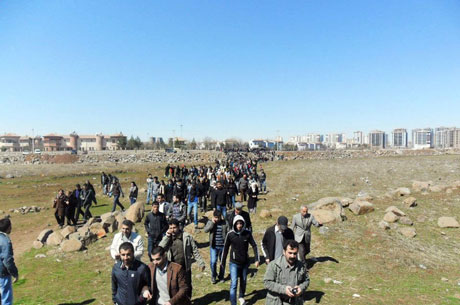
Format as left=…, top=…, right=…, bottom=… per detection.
left=134, top=136, right=143, bottom=149
left=189, top=138, right=197, bottom=150
left=283, top=144, right=297, bottom=151
left=117, top=137, right=127, bottom=150
left=202, top=137, right=214, bottom=150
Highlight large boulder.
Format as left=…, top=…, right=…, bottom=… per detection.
left=399, top=216, right=413, bottom=226
left=125, top=202, right=145, bottom=223
left=437, top=217, right=460, bottom=228
left=61, top=239, right=83, bottom=252
left=395, top=187, right=411, bottom=197
left=32, top=240, right=44, bottom=249
left=399, top=227, right=416, bottom=238
left=115, top=214, right=126, bottom=229
left=403, top=197, right=417, bottom=208
left=349, top=200, right=374, bottom=215
left=412, top=181, right=432, bottom=193
left=47, top=232, right=64, bottom=246
left=89, top=222, right=104, bottom=235
left=103, top=215, right=118, bottom=233
left=60, top=226, right=76, bottom=238
left=430, top=184, right=448, bottom=193
left=378, top=220, right=390, bottom=230
left=80, top=232, right=98, bottom=247
left=339, top=198, right=354, bottom=208
left=37, top=229, right=53, bottom=243
left=308, top=197, right=345, bottom=223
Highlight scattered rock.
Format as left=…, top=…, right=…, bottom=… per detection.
left=32, top=240, right=44, bottom=249
left=125, top=202, right=145, bottom=223
left=412, top=181, right=432, bottom=192
left=399, top=217, right=413, bottom=226
left=383, top=212, right=399, bottom=223
left=61, top=239, right=83, bottom=252
left=349, top=200, right=374, bottom=215
left=399, top=227, right=416, bottom=238
left=60, top=226, right=76, bottom=238
left=37, top=229, right=53, bottom=243
left=403, top=197, right=417, bottom=208
left=324, top=277, right=332, bottom=284
left=47, top=232, right=64, bottom=246
left=378, top=220, right=390, bottom=230
left=35, top=254, right=46, bottom=259
left=309, top=197, right=345, bottom=223
left=438, top=217, right=459, bottom=228
left=339, top=198, right=353, bottom=207
left=385, top=206, right=406, bottom=216
left=259, top=209, right=272, bottom=219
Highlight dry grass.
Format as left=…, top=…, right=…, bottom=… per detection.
left=1, top=154, right=460, bottom=304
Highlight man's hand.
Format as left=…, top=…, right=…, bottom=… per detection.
left=285, top=286, right=295, bottom=297
left=212, top=218, right=217, bottom=224
left=166, top=228, right=174, bottom=236
left=265, top=259, right=270, bottom=265
left=142, top=289, right=152, bottom=300
left=12, top=276, right=18, bottom=283
left=165, top=302, right=171, bottom=305
left=115, top=254, right=120, bottom=260
left=254, top=261, right=260, bottom=268
left=293, top=286, right=302, bottom=297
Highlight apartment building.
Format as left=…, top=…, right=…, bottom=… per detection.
left=0, top=134, right=20, bottom=152
left=392, top=128, right=408, bottom=148
left=412, top=128, right=433, bottom=149
left=369, top=130, right=386, bottom=149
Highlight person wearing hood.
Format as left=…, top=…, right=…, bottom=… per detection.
left=221, top=215, right=260, bottom=305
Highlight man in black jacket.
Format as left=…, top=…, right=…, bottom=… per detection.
left=221, top=215, right=260, bottom=305
left=144, top=202, right=168, bottom=262
left=211, top=181, right=228, bottom=217
left=164, top=179, right=174, bottom=203
left=111, top=242, right=151, bottom=305
left=261, top=216, right=294, bottom=265
left=226, top=202, right=252, bottom=232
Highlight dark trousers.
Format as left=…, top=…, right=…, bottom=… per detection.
left=55, top=211, right=64, bottom=226
left=298, top=241, right=310, bottom=263
left=83, top=203, right=92, bottom=220
left=112, top=195, right=125, bottom=212
left=147, top=236, right=160, bottom=261
left=75, top=202, right=85, bottom=222
left=65, top=206, right=77, bottom=226
left=240, top=189, right=247, bottom=202
left=199, top=196, right=207, bottom=212
left=185, top=269, right=192, bottom=298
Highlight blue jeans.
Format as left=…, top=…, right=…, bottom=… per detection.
left=187, top=200, right=198, bottom=225
left=231, top=195, right=236, bottom=208
left=216, top=205, right=227, bottom=218
left=130, top=197, right=137, bottom=205
left=112, top=195, right=125, bottom=212
left=146, top=190, right=152, bottom=203
left=229, top=262, right=248, bottom=305
left=210, top=246, right=224, bottom=279
left=0, top=276, right=13, bottom=305
left=261, top=181, right=267, bottom=192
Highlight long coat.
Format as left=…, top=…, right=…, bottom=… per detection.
left=53, top=194, right=67, bottom=217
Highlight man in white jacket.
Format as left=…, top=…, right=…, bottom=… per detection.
left=110, top=219, right=144, bottom=261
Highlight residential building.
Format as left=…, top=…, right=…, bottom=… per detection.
left=0, top=134, right=20, bottom=152
left=412, top=128, right=433, bottom=149
left=368, top=130, right=386, bottom=149
left=434, top=127, right=454, bottom=148
left=353, top=131, right=364, bottom=145
left=392, top=129, right=408, bottom=148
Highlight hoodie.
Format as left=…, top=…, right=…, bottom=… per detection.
left=221, top=215, right=260, bottom=266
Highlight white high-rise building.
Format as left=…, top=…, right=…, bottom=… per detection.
left=353, top=131, right=363, bottom=145
left=392, top=128, right=408, bottom=148
left=368, top=130, right=386, bottom=149
left=412, top=128, right=433, bottom=149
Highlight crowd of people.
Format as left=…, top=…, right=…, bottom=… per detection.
left=0, top=150, right=322, bottom=305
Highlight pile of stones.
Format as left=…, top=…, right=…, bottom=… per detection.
left=8, top=206, right=45, bottom=214
left=33, top=211, right=125, bottom=252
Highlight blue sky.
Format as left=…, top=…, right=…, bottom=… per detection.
left=0, top=0, right=459, bottom=141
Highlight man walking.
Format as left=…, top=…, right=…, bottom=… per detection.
left=111, top=220, right=144, bottom=262
left=211, top=181, right=228, bottom=217
left=204, top=210, right=228, bottom=284
left=111, top=180, right=125, bottom=213
left=238, top=174, right=249, bottom=202
left=82, top=183, right=97, bottom=221
left=227, top=202, right=252, bottom=232
left=264, top=240, right=310, bottom=305
left=166, top=196, right=186, bottom=228
left=111, top=242, right=151, bottom=305
left=148, top=246, right=190, bottom=305
left=221, top=215, right=260, bottom=305
left=159, top=219, right=205, bottom=297
left=73, top=184, right=85, bottom=223
left=291, top=205, right=322, bottom=263
left=144, top=202, right=168, bottom=261
left=261, top=216, right=294, bottom=265
left=0, top=218, right=18, bottom=305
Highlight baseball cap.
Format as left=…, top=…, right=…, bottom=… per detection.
left=277, top=216, right=288, bottom=231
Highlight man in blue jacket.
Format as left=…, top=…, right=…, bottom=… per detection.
left=0, top=218, right=18, bottom=305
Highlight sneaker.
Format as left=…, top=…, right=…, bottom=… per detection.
left=238, top=297, right=246, bottom=305
left=211, top=277, right=217, bottom=284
